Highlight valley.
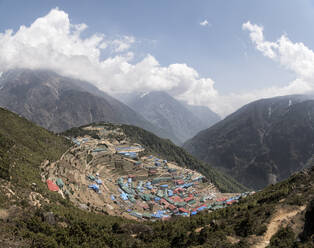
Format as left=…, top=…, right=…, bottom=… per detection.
left=0, top=107, right=313, bottom=248
left=42, top=124, right=243, bottom=220
left=2, top=3, right=314, bottom=247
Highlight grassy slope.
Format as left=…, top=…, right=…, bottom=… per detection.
left=0, top=108, right=138, bottom=247
left=1, top=111, right=313, bottom=248
left=0, top=107, right=70, bottom=191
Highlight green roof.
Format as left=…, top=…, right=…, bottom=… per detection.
left=56, top=178, right=64, bottom=188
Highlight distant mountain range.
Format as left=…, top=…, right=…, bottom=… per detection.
left=0, top=69, right=179, bottom=143
left=126, top=91, right=220, bottom=143
left=184, top=95, right=314, bottom=189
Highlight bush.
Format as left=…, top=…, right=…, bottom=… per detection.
left=268, top=227, right=295, bottom=248
left=256, top=224, right=267, bottom=236
left=31, top=233, right=58, bottom=248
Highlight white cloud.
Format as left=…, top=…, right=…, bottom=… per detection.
left=200, top=19, right=209, bottom=27
left=241, top=21, right=314, bottom=93
left=2, top=9, right=314, bottom=118
left=0, top=8, right=219, bottom=114
left=243, top=21, right=314, bottom=81
left=110, top=36, right=135, bottom=53
left=197, top=21, right=314, bottom=117
left=242, top=22, right=278, bottom=59
left=178, top=22, right=314, bottom=116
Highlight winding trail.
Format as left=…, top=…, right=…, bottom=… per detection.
left=253, top=205, right=306, bottom=248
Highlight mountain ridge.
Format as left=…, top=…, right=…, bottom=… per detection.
left=127, top=91, right=219, bottom=144
left=0, top=68, right=180, bottom=143
left=184, top=94, right=314, bottom=189
left=0, top=106, right=313, bottom=247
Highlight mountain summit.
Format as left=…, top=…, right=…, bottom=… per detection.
left=0, top=69, right=178, bottom=142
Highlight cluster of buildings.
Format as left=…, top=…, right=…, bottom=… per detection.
left=48, top=129, right=254, bottom=222
left=112, top=154, right=248, bottom=220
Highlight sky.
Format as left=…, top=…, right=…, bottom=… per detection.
left=1, top=0, right=314, bottom=116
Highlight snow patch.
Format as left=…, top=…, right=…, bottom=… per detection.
left=140, top=92, right=149, bottom=98
left=0, top=72, right=3, bottom=90
left=289, top=99, right=292, bottom=107
left=268, top=106, right=272, bottom=118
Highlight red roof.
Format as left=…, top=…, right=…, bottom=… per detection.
left=192, top=204, right=207, bottom=212
left=46, top=180, right=59, bottom=192
left=216, top=197, right=227, bottom=202
left=184, top=196, right=194, bottom=202
left=170, top=195, right=183, bottom=202
left=128, top=174, right=136, bottom=178
left=174, top=188, right=184, bottom=193
left=160, top=199, right=169, bottom=206
left=178, top=208, right=189, bottom=213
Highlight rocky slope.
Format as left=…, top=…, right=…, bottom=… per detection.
left=184, top=95, right=314, bottom=189
left=127, top=91, right=218, bottom=144
left=0, top=69, right=179, bottom=143
left=182, top=101, right=220, bottom=128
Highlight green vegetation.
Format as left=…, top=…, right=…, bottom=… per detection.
left=86, top=153, right=93, bottom=163
left=0, top=132, right=13, bottom=180
left=268, top=227, right=295, bottom=248
left=0, top=108, right=70, bottom=191
left=63, top=126, right=100, bottom=139
left=1, top=111, right=314, bottom=247
left=14, top=162, right=313, bottom=248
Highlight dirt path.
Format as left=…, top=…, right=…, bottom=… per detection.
left=253, top=205, right=306, bottom=248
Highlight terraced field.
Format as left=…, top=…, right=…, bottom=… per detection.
left=42, top=124, right=247, bottom=220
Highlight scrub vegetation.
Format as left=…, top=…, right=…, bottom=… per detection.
left=0, top=108, right=313, bottom=248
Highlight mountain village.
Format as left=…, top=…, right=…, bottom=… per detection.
left=41, top=124, right=251, bottom=221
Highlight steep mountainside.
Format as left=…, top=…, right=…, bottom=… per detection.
left=184, top=95, right=314, bottom=189
left=0, top=107, right=70, bottom=185
left=0, top=69, right=178, bottom=142
left=0, top=107, right=313, bottom=248
left=182, top=102, right=221, bottom=128
left=127, top=91, right=214, bottom=143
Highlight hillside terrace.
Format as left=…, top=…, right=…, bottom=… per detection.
left=42, top=125, right=252, bottom=221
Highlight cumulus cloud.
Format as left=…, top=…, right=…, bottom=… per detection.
left=109, top=36, right=135, bottom=53
left=178, top=22, right=314, bottom=116
left=200, top=19, right=209, bottom=27
left=190, top=21, right=314, bottom=117
left=243, top=21, right=314, bottom=81
left=0, top=8, right=219, bottom=112
left=240, top=22, right=314, bottom=100
left=2, top=9, right=314, bottom=118
left=242, top=22, right=278, bottom=59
